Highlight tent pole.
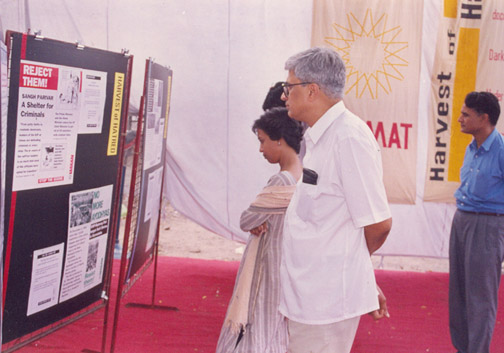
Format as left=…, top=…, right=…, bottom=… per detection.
left=24, top=0, right=31, bottom=32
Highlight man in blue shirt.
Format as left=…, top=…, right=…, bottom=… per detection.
left=450, top=91, right=504, bottom=353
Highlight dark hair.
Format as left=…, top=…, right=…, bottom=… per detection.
left=262, top=82, right=286, bottom=111
left=252, top=107, right=303, bottom=154
left=464, top=91, right=501, bottom=126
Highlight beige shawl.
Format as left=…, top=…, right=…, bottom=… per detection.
left=224, top=184, right=295, bottom=334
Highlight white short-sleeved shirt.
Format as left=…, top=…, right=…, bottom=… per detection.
left=279, top=101, right=391, bottom=324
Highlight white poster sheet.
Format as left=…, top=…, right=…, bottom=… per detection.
left=143, top=78, right=165, bottom=170
left=143, top=166, right=163, bottom=223
left=144, top=166, right=163, bottom=252
left=27, top=243, right=64, bottom=316
left=59, top=184, right=112, bottom=303
left=12, top=60, right=107, bottom=191
left=78, top=71, right=107, bottom=134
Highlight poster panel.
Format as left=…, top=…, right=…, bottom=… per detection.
left=312, top=0, right=423, bottom=204
left=425, top=0, right=504, bottom=201
left=2, top=32, right=131, bottom=345
left=125, top=61, right=172, bottom=285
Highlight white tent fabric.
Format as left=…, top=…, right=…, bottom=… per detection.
left=1, top=0, right=456, bottom=258
left=162, top=0, right=456, bottom=258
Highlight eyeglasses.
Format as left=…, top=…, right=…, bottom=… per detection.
left=281, top=82, right=314, bottom=97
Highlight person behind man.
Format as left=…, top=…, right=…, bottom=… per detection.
left=262, top=81, right=286, bottom=111
left=262, top=81, right=308, bottom=160
left=278, top=47, right=392, bottom=353
left=449, top=91, right=504, bottom=353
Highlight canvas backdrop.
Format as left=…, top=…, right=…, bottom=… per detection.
left=312, top=0, right=424, bottom=205
left=1, top=0, right=503, bottom=258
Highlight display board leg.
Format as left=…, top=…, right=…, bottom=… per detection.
left=125, top=212, right=178, bottom=312
left=124, top=303, right=178, bottom=311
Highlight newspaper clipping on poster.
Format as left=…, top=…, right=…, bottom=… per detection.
left=143, top=78, right=165, bottom=170
left=144, top=166, right=163, bottom=252
left=26, top=243, right=64, bottom=316
left=59, top=184, right=112, bottom=303
left=12, top=60, right=107, bottom=191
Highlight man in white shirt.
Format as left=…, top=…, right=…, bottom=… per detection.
left=279, top=47, right=392, bottom=353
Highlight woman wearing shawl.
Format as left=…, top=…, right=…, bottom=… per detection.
left=216, top=107, right=303, bottom=353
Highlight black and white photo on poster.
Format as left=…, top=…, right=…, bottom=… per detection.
left=60, top=184, right=112, bottom=302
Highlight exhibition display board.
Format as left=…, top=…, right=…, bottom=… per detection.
left=2, top=31, right=132, bottom=350
left=123, top=59, right=172, bottom=291
left=110, top=59, right=172, bottom=353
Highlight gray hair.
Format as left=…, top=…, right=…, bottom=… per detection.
left=285, top=47, right=346, bottom=100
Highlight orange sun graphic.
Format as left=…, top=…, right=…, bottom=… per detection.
left=325, top=9, right=408, bottom=99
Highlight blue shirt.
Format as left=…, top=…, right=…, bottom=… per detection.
left=454, top=128, right=504, bottom=213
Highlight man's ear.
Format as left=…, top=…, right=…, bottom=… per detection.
left=480, top=112, right=490, bottom=124
left=307, top=83, right=319, bottom=100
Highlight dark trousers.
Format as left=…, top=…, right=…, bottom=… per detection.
left=449, top=210, right=504, bottom=353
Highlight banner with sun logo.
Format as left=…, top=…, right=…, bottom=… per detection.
left=311, top=0, right=424, bottom=204
left=424, top=0, right=504, bottom=202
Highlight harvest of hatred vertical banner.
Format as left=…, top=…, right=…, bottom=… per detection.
left=425, top=0, right=504, bottom=202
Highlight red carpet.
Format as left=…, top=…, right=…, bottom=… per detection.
left=12, top=256, right=504, bottom=353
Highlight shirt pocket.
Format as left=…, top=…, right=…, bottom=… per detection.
left=296, top=183, right=318, bottom=222
left=472, top=168, right=502, bottom=199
